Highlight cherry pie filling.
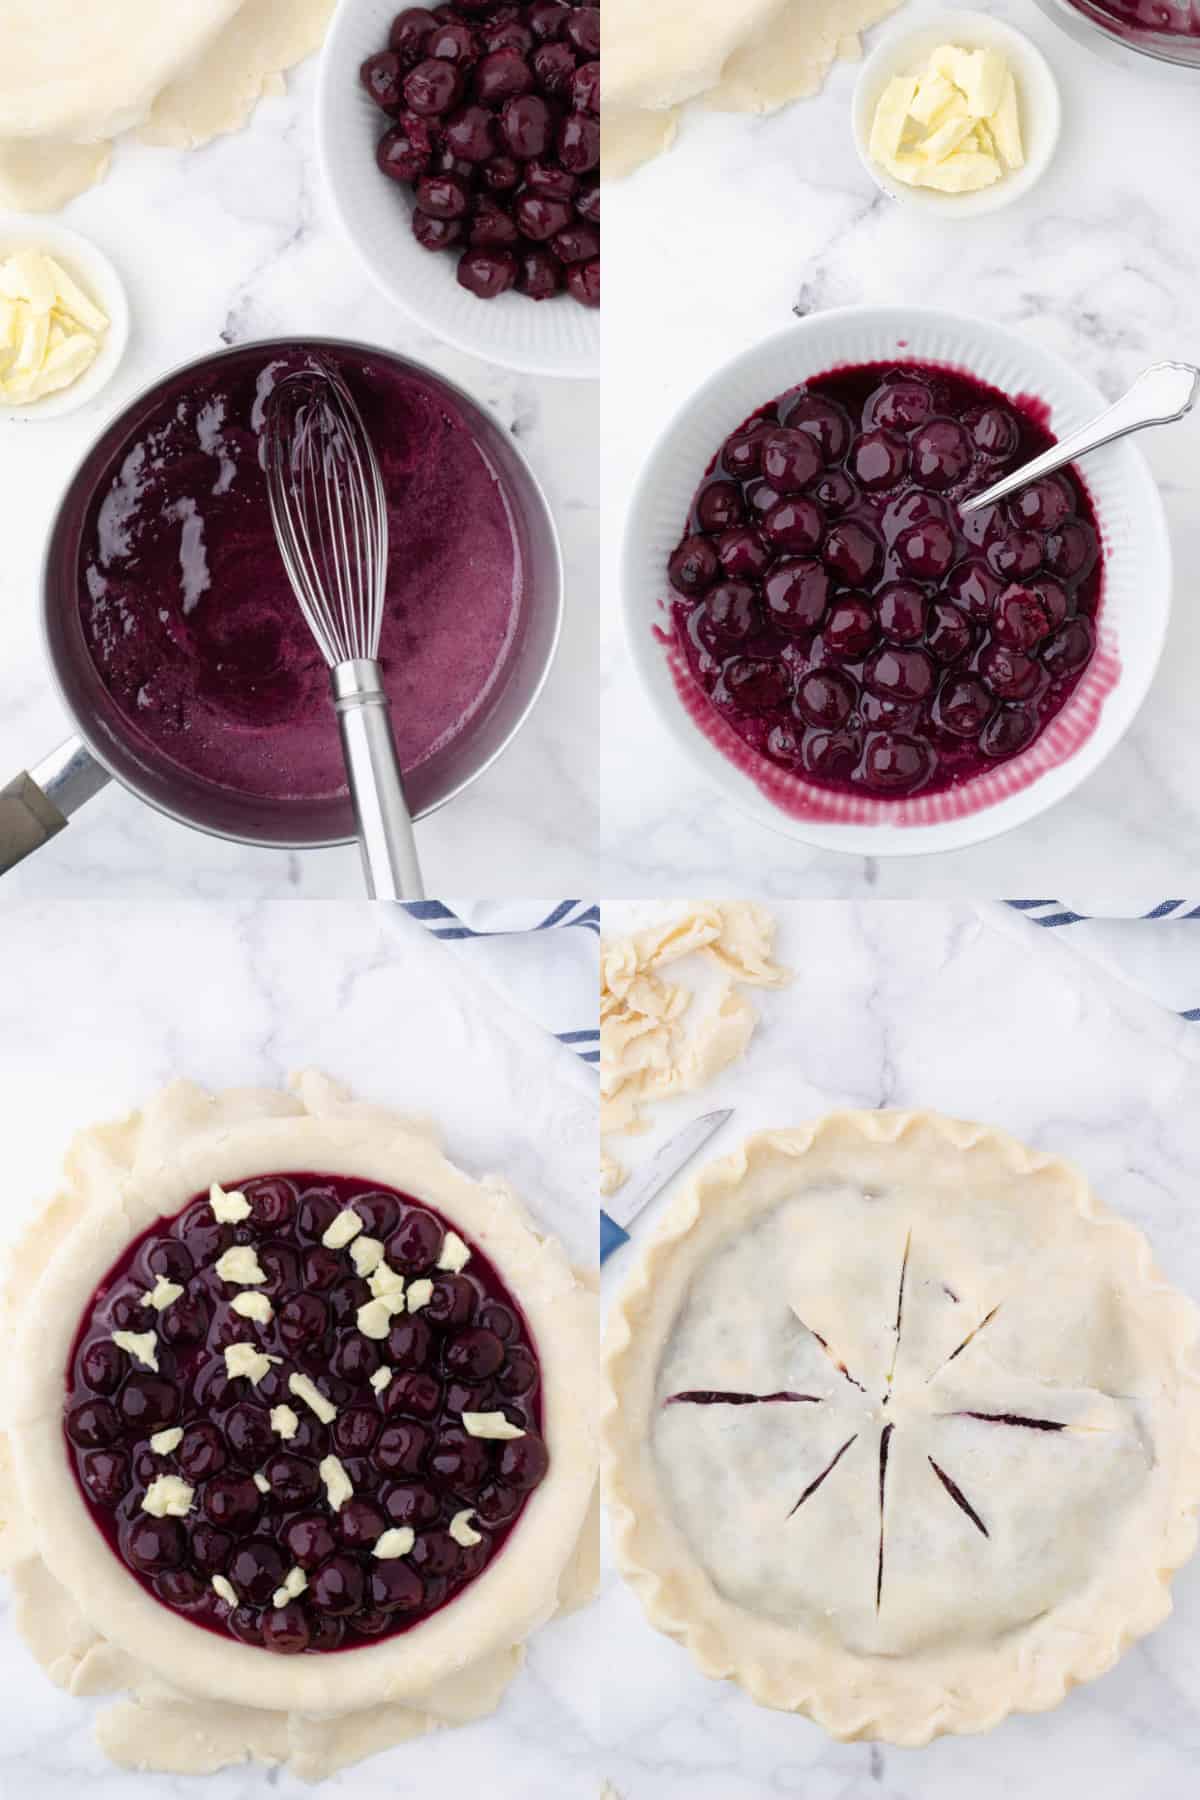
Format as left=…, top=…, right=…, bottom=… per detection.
left=361, top=3, right=600, bottom=306
left=1070, top=0, right=1200, bottom=36
left=668, top=362, right=1105, bottom=801
left=63, top=1173, right=547, bottom=1654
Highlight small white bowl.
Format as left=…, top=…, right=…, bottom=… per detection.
left=0, top=218, right=130, bottom=421
left=317, top=0, right=599, bottom=381
left=852, top=10, right=1062, bottom=217
left=621, top=306, right=1170, bottom=858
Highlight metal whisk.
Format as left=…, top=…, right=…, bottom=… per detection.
left=265, top=365, right=424, bottom=900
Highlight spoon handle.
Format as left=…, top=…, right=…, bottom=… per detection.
left=960, top=361, right=1200, bottom=515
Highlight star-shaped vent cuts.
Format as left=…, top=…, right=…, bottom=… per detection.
left=662, top=1230, right=1101, bottom=1612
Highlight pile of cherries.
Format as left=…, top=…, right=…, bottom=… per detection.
left=361, top=2, right=600, bottom=304
left=64, top=1173, right=546, bottom=1654
left=668, top=362, right=1103, bottom=800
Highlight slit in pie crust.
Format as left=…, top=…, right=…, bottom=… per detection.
left=602, top=1110, right=1200, bottom=1744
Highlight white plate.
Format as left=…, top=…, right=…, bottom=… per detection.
left=622, top=306, right=1171, bottom=858
left=852, top=10, right=1062, bottom=217
left=0, top=219, right=130, bottom=422
left=317, top=0, right=599, bottom=381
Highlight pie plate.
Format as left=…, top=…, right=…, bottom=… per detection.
left=622, top=307, right=1171, bottom=856
left=602, top=1111, right=1200, bottom=1743
left=0, top=1073, right=597, bottom=1779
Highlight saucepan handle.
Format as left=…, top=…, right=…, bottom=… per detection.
left=0, top=738, right=110, bottom=875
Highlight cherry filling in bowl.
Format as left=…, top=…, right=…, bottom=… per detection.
left=362, top=3, right=600, bottom=306
left=667, top=362, right=1104, bottom=800
left=63, top=1173, right=547, bottom=1655
left=1069, top=0, right=1200, bottom=34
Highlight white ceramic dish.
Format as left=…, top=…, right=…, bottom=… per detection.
left=852, top=11, right=1062, bottom=217
left=316, top=0, right=599, bottom=381
left=622, top=306, right=1171, bottom=859
left=0, top=219, right=130, bottom=422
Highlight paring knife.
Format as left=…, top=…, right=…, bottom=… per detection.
left=600, top=1110, right=733, bottom=1263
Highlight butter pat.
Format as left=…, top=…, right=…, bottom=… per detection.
left=868, top=74, right=916, bottom=162
left=142, top=1475, right=194, bottom=1519
left=270, top=1404, right=299, bottom=1440
left=0, top=248, right=108, bottom=406
left=224, top=1343, right=279, bottom=1386
left=869, top=41, right=1024, bottom=198
left=990, top=72, right=1025, bottom=171
left=112, top=1329, right=158, bottom=1373
left=214, top=1245, right=266, bottom=1286
left=462, top=1411, right=525, bottom=1441
left=288, top=1371, right=338, bottom=1425
left=209, top=1182, right=252, bottom=1223
left=319, top=1455, right=354, bottom=1512
left=373, top=1526, right=414, bottom=1559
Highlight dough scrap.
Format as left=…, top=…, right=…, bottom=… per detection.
left=705, top=0, right=896, bottom=114
left=600, top=107, right=679, bottom=184
left=600, top=904, right=791, bottom=1150
left=0, top=0, right=335, bottom=212
left=96, top=1696, right=291, bottom=1775
left=602, top=0, right=901, bottom=177
left=0, top=2, right=242, bottom=141
left=141, top=0, right=337, bottom=150
left=600, top=1151, right=627, bottom=1199
left=0, top=141, right=111, bottom=212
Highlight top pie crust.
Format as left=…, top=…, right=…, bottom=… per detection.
left=602, top=1111, right=1200, bottom=1745
left=0, top=1073, right=597, bottom=1772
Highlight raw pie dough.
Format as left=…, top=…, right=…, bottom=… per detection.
left=600, top=902, right=791, bottom=1169
left=0, top=1073, right=598, bottom=1780
left=0, top=0, right=334, bottom=211
left=602, top=0, right=902, bottom=179
left=603, top=1111, right=1200, bottom=1743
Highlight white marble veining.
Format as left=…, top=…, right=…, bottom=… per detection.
left=601, top=0, right=1200, bottom=895
left=599, top=898, right=1200, bottom=1799
left=0, top=901, right=597, bottom=1797
left=0, top=54, right=601, bottom=898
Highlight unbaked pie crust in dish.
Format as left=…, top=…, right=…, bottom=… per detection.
left=602, top=1111, right=1200, bottom=1744
left=0, top=1072, right=598, bottom=1780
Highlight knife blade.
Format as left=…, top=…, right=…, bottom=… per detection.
left=600, top=1109, right=733, bottom=1263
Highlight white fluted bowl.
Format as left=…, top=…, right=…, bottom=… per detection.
left=622, top=306, right=1171, bottom=856
left=317, top=0, right=599, bottom=380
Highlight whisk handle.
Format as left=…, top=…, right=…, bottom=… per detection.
left=330, top=660, right=425, bottom=902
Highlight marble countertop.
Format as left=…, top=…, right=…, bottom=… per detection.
left=601, top=0, right=1200, bottom=896
left=0, top=54, right=601, bottom=899
left=0, top=900, right=597, bottom=1798
left=598, top=898, right=1200, bottom=1799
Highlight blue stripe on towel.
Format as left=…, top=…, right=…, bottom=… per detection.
left=1007, top=901, right=1200, bottom=1024
left=402, top=901, right=599, bottom=1058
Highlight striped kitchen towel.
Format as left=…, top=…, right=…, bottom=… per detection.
left=1004, top=901, right=1200, bottom=1022
left=401, top=901, right=598, bottom=1062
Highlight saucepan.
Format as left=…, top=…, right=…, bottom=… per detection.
left=0, top=336, right=563, bottom=872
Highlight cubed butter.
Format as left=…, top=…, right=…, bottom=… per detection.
left=990, top=71, right=1025, bottom=171
left=0, top=246, right=108, bottom=407
left=869, top=74, right=917, bottom=162
left=913, top=150, right=1003, bottom=194
left=870, top=41, right=1021, bottom=198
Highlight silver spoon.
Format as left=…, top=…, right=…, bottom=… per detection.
left=960, top=361, right=1200, bottom=516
